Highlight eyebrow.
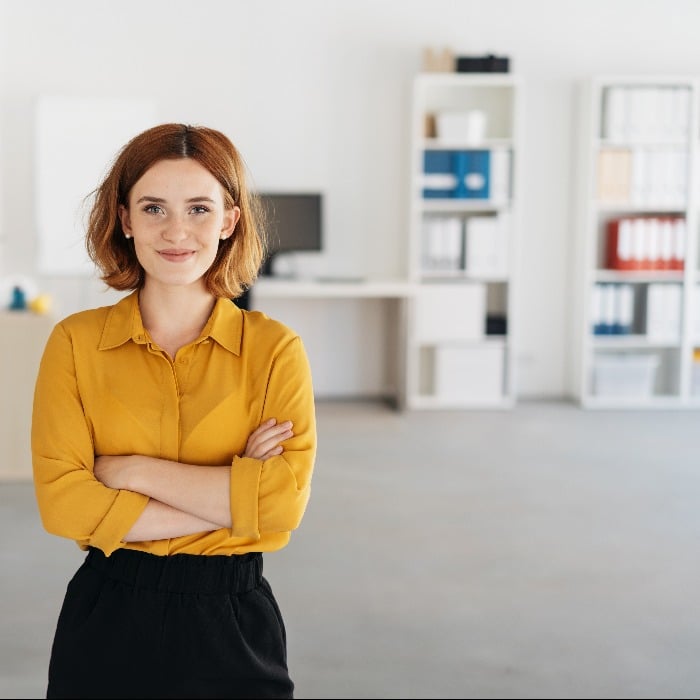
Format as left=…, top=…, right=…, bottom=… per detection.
left=135, top=196, right=217, bottom=204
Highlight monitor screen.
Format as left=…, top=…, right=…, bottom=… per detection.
left=258, top=193, right=322, bottom=256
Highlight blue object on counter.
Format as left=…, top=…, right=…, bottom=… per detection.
left=9, top=286, right=27, bottom=311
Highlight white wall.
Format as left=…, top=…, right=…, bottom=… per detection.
left=1, top=0, right=699, bottom=397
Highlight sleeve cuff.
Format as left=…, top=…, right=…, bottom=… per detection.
left=90, top=489, right=150, bottom=556
left=230, top=456, right=263, bottom=539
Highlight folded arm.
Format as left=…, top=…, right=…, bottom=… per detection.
left=96, top=419, right=294, bottom=537
left=123, top=500, right=222, bottom=541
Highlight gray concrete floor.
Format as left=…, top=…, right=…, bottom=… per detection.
left=2, top=399, right=700, bottom=699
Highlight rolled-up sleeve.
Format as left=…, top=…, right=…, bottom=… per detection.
left=31, top=323, right=149, bottom=555
left=229, top=335, right=316, bottom=539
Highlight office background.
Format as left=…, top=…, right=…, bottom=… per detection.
left=3, top=0, right=700, bottom=398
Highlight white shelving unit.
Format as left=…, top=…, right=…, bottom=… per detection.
left=405, top=73, right=521, bottom=409
left=573, top=75, right=700, bottom=408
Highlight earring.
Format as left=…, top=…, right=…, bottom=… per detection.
left=125, top=234, right=132, bottom=239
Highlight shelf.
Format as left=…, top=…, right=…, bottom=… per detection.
left=594, top=202, right=688, bottom=214
left=574, top=75, right=700, bottom=409
left=591, top=336, right=680, bottom=349
left=252, top=278, right=415, bottom=300
left=594, top=270, right=685, bottom=283
left=407, top=73, right=519, bottom=409
left=422, top=137, right=513, bottom=150
left=416, top=199, right=509, bottom=213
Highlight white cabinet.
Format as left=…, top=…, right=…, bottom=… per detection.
left=0, top=311, right=54, bottom=479
left=404, top=73, right=520, bottom=408
left=573, top=75, right=700, bottom=407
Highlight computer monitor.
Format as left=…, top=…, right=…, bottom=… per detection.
left=257, top=192, right=322, bottom=276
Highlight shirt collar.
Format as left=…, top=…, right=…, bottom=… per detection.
left=201, top=296, right=243, bottom=356
left=98, top=291, right=243, bottom=356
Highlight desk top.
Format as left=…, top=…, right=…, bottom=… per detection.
left=251, top=278, right=416, bottom=299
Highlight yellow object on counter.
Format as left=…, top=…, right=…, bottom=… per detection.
left=28, top=293, right=53, bottom=315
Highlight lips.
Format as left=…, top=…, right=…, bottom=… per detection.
left=158, top=249, right=195, bottom=262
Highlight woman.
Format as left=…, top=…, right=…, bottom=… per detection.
left=31, top=123, right=316, bottom=699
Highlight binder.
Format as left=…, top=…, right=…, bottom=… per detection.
left=466, top=214, right=508, bottom=276
left=423, top=150, right=457, bottom=198
left=422, top=216, right=463, bottom=271
left=618, top=284, right=634, bottom=335
left=489, top=147, right=511, bottom=204
left=454, top=150, right=490, bottom=199
left=606, top=218, right=634, bottom=270
left=671, top=217, right=686, bottom=271
left=646, top=283, right=681, bottom=342
left=659, top=218, right=674, bottom=270
left=598, top=148, right=631, bottom=202
left=591, top=284, right=605, bottom=335
left=602, top=284, right=616, bottom=334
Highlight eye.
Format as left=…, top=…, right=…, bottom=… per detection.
left=190, top=205, right=211, bottom=215
left=143, top=204, right=164, bottom=215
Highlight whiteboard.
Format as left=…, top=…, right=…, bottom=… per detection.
left=35, top=96, right=158, bottom=274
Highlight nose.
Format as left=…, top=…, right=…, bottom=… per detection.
left=162, top=214, right=189, bottom=243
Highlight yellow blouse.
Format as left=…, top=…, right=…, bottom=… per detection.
left=31, top=291, right=316, bottom=557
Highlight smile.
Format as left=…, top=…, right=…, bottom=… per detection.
left=158, top=249, right=196, bottom=263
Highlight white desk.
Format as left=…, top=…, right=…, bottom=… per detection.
left=251, top=278, right=415, bottom=300
left=250, top=278, right=414, bottom=404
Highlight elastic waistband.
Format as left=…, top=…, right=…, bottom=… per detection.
left=85, top=547, right=263, bottom=595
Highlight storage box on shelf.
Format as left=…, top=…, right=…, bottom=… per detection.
left=573, top=76, right=700, bottom=408
left=592, top=353, right=660, bottom=399
left=406, top=73, right=520, bottom=408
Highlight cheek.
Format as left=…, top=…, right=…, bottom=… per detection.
left=131, top=240, right=149, bottom=267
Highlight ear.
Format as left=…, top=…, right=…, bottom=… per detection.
left=118, top=205, right=133, bottom=237
left=220, top=206, right=241, bottom=240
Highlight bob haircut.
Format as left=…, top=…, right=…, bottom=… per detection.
left=85, top=123, right=266, bottom=298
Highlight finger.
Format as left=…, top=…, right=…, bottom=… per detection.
left=248, top=418, right=277, bottom=439
left=248, top=422, right=293, bottom=449
left=246, top=443, right=284, bottom=460
left=260, top=445, right=284, bottom=460
left=260, top=419, right=292, bottom=431
left=258, top=423, right=294, bottom=443
left=254, top=430, right=293, bottom=455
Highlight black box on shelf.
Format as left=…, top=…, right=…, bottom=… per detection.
left=486, top=314, right=508, bottom=335
left=456, top=54, right=510, bottom=73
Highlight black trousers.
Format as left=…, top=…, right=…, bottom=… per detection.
left=47, top=547, right=293, bottom=699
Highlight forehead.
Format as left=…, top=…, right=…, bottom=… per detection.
left=131, top=158, right=222, bottom=198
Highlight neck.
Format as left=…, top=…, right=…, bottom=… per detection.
left=138, top=281, right=217, bottom=352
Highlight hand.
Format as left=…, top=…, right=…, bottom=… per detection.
left=243, top=418, right=294, bottom=460
left=93, top=454, right=137, bottom=491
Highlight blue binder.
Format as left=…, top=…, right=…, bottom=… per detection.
left=423, top=150, right=456, bottom=198
left=454, top=150, right=490, bottom=199
left=422, top=150, right=491, bottom=199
